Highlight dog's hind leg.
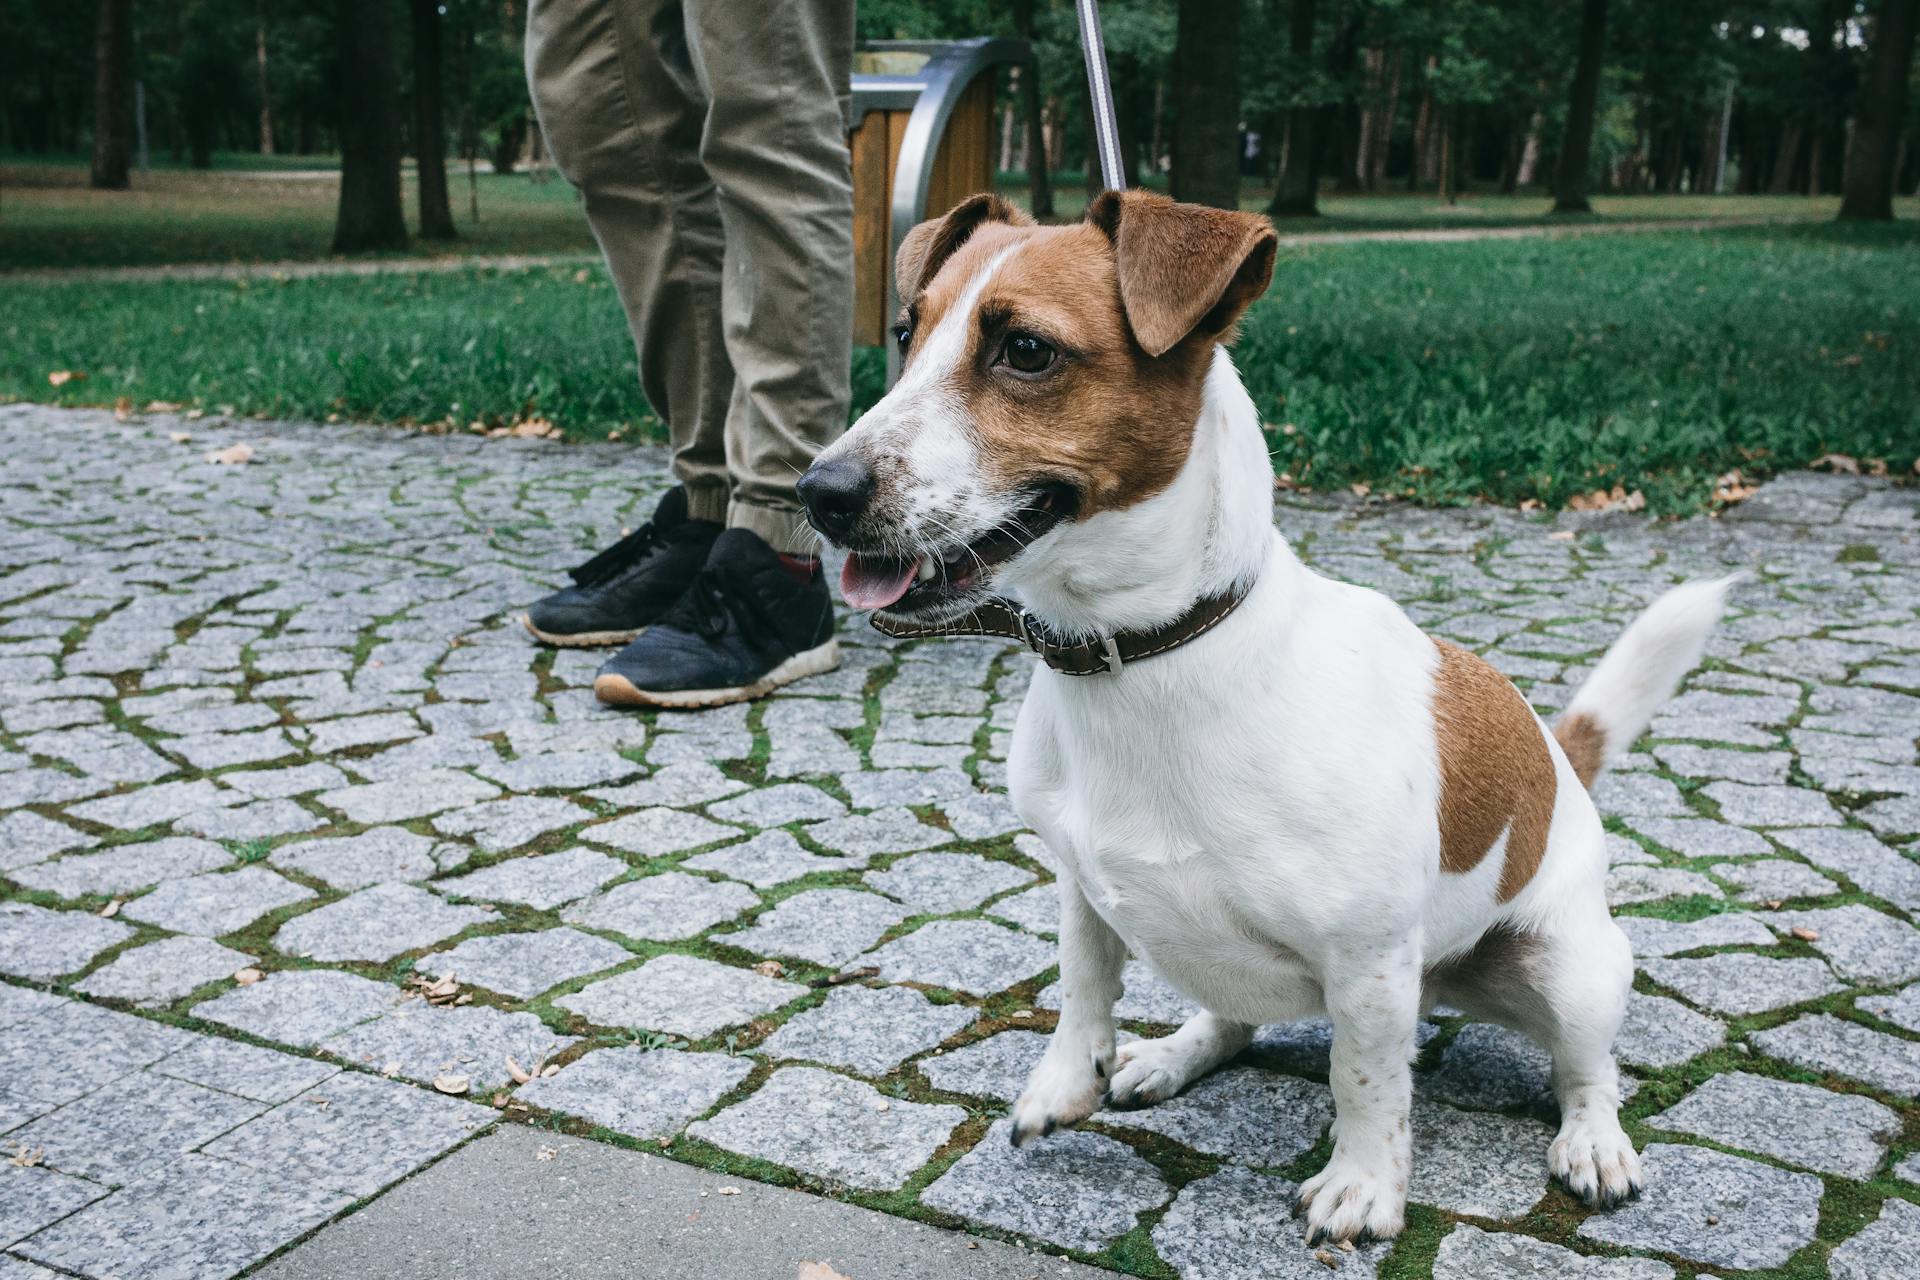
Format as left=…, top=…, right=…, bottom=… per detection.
left=1107, top=1011, right=1255, bottom=1107
left=1010, top=877, right=1125, bottom=1147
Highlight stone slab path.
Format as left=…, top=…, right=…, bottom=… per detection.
left=0, top=401, right=1915, bottom=1279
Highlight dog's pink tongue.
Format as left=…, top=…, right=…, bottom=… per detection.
left=841, top=554, right=918, bottom=610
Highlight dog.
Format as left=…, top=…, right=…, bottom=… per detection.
left=796, top=189, right=1730, bottom=1244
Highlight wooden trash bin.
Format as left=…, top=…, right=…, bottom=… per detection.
left=848, top=39, right=1034, bottom=376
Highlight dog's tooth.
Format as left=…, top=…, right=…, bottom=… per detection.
left=943, top=544, right=967, bottom=565
left=916, top=557, right=935, bottom=582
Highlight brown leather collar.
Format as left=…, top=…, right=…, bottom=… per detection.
left=868, top=586, right=1249, bottom=676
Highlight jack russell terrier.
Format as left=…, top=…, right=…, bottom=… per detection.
left=796, top=190, right=1730, bottom=1244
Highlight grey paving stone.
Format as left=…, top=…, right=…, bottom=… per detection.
left=430, top=795, right=589, bottom=853
left=1771, top=826, right=1920, bottom=912
left=1858, top=982, right=1920, bottom=1033
left=0, top=810, right=92, bottom=871
left=1614, top=993, right=1725, bottom=1069
left=689, top=1066, right=964, bottom=1191
left=864, top=852, right=1036, bottom=914
left=1709, top=857, right=1839, bottom=903
left=203, top=1070, right=494, bottom=1199
left=475, top=750, right=643, bottom=791
left=718, top=889, right=906, bottom=967
left=1831, top=1198, right=1920, bottom=1280
left=219, top=761, right=350, bottom=800
left=801, top=806, right=954, bottom=861
left=917, top=1029, right=1050, bottom=1102
left=556, top=954, right=804, bottom=1037
left=1764, top=903, right=1920, bottom=984
left=273, top=883, right=487, bottom=961
left=583, top=806, right=742, bottom=856
left=761, top=985, right=978, bottom=1077
left=564, top=871, right=760, bottom=942
left=0, top=1000, right=197, bottom=1108
left=74, top=780, right=250, bottom=830
left=708, top=782, right=847, bottom=827
left=867, top=919, right=1055, bottom=997
left=415, top=928, right=632, bottom=999
left=191, top=969, right=403, bottom=1047
left=169, top=727, right=300, bottom=769
left=681, top=829, right=852, bottom=887
left=1623, top=817, right=1771, bottom=859
left=1099, top=1065, right=1333, bottom=1166
left=1616, top=911, right=1776, bottom=958
left=0, top=902, right=132, bottom=980
left=585, top=761, right=746, bottom=809
left=270, top=826, right=443, bottom=889
left=74, top=937, right=254, bottom=1007
left=1592, top=771, right=1691, bottom=817
left=1751, top=1014, right=1920, bottom=1095
left=0, top=1162, right=109, bottom=1251
left=434, top=847, right=625, bottom=909
left=1409, top=1099, right=1553, bottom=1219
left=1898, top=1152, right=1920, bottom=1184
left=841, top=767, right=976, bottom=810
left=179, top=796, right=326, bottom=841
left=316, top=769, right=501, bottom=824
left=1153, top=1167, right=1392, bottom=1280
left=986, top=882, right=1059, bottom=935
left=10, top=836, right=231, bottom=898
left=323, top=1003, right=578, bottom=1091
left=1420, top=1023, right=1553, bottom=1111
left=1039, top=959, right=1201, bottom=1026
left=1606, top=863, right=1724, bottom=906
left=1703, top=780, right=1842, bottom=827
left=150, top=1035, right=340, bottom=1103
left=0, top=986, right=64, bottom=1030
left=123, top=865, right=316, bottom=937
left=1652, top=745, right=1792, bottom=785
left=1576, top=1143, right=1822, bottom=1270
left=10, top=1071, right=266, bottom=1183
left=920, top=1116, right=1171, bottom=1251
left=1252, top=1016, right=1441, bottom=1077
left=1433, top=1223, right=1674, bottom=1280
left=1640, top=953, right=1843, bottom=1015
left=515, top=1046, right=752, bottom=1139
left=1647, top=1070, right=1898, bottom=1178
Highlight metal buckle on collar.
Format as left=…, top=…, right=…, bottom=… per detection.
left=1099, top=636, right=1124, bottom=675
left=1013, top=609, right=1050, bottom=660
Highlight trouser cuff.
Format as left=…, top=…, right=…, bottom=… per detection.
left=728, top=498, right=818, bottom=556
left=683, top=483, right=730, bottom=525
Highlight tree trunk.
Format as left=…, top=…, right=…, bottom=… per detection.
left=1270, top=0, right=1319, bottom=215
left=1552, top=0, right=1608, bottom=213
left=1170, top=0, right=1242, bottom=209
left=1516, top=110, right=1544, bottom=186
left=1013, top=0, right=1052, bottom=216
left=332, top=0, right=408, bottom=253
left=1371, top=48, right=1401, bottom=188
left=1769, top=120, right=1803, bottom=193
left=411, top=0, right=456, bottom=238
left=256, top=17, right=275, bottom=155
left=1326, top=4, right=1363, bottom=193
left=1438, top=109, right=1455, bottom=203
left=90, top=0, right=132, bottom=190
left=1840, top=0, right=1919, bottom=220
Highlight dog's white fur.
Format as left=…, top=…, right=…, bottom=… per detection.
left=817, top=240, right=1731, bottom=1243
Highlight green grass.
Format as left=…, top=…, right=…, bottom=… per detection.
left=2, top=221, right=1914, bottom=512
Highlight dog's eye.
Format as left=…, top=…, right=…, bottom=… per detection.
left=893, top=324, right=912, bottom=355
left=1002, top=332, right=1056, bottom=375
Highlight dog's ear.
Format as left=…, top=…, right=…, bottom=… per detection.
left=1086, top=190, right=1277, bottom=358
left=895, top=193, right=1033, bottom=302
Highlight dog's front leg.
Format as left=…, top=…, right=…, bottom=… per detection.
left=1296, top=936, right=1423, bottom=1244
left=1010, top=876, right=1124, bottom=1147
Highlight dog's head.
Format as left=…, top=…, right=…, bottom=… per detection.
left=799, top=189, right=1276, bottom=623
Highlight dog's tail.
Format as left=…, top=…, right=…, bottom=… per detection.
left=1553, top=575, right=1741, bottom=790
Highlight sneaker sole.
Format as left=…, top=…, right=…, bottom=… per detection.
left=522, top=615, right=643, bottom=648
left=592, top=638, right=842, bottom=709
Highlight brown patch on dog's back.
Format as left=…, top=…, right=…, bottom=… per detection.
left=1431, top=640, right=1558, bottom=902
left=1553, top=712, right=1607, bottom=790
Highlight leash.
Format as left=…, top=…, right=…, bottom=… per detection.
left=1076, top=0, right=1126, bottom=192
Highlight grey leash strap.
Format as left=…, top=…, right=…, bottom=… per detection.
left=1076, top=0, right=1126, bottom=193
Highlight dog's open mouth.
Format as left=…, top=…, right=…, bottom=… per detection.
left=840, top=482, right=1079, bottom=614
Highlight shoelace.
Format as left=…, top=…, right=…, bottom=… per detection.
left=660, top=567, right=775, bottom=649
left=567, top=522, right=659, bottom=588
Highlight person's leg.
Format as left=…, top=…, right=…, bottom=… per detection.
left=526, top=0, right=731, bottom=518
left=684, top=0, right=856, bottom=554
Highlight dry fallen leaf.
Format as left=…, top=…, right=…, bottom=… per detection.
left=1547, top=530, right=1576, bottom=542
left=1713, top=470, right=1758, bottom=506
left=509, top=417, right=556, bottom=439
left=1314, top=1248, right=1342, bottom=1270
left=537, top=1145, right=559, bottom=1162
left=796, top=1264, right=852, bottom=1280
left=1518, top=498, right=1543, bottom=514
left=1791, top=926, right=1821, bottom=942
left=1348, top=482, right=1371, bottom=498
left=47, top=370, right=85, bottom=387
left=540, top=1063, right=560, bottom=1078
left=233, top=967, right=264, bottom=985
left=8, top=1144, right=45, bottom=1168
left=205, top=443, right=255, bottom=466
left=824, top=966, right=879, bottom=988
left=1811, top=452, right=1860, bottom=474
left=506, top=1055, right=533, bottom=1085
left=573, top=268, right=592, bottom=283
left=752, top=960, right=785, bottom=979
left=168, top=431, right=192, bottom=444
left=97, top=899, right=121, bottom=918
left=717, top=1186, right=741, bottom=1196
left=145, top=399, right=183, bottom=412
left=432, top=1073, right=471, bottom=1096
left=113, top=396, right=135, bottom=422
left=411, top=973, right=461, bottom=1006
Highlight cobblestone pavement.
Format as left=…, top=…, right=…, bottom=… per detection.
left=1, top=401, right=1916, bottom=1280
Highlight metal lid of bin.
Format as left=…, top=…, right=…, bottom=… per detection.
left=850, top=38, right=1034, bottom=122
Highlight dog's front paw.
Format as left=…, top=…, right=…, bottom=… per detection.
left=1549, top=1112, right=1644, bottom=1208
left=1295, top=1155, right=1407, bottom=1245
left=1107, top=1036, right=1191, bottom=1108
left=1009, top=1043, right=1112, bottom=1148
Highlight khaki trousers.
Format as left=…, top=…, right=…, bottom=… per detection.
left=526, top=0, right=854, bottom=554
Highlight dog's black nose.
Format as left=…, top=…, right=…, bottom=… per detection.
left=797, top=457, right=875, bottom=542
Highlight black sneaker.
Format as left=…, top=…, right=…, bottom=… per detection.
left=522, top=487, right=720, bottom=647
left=592, top=529, right=839, bottom=708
